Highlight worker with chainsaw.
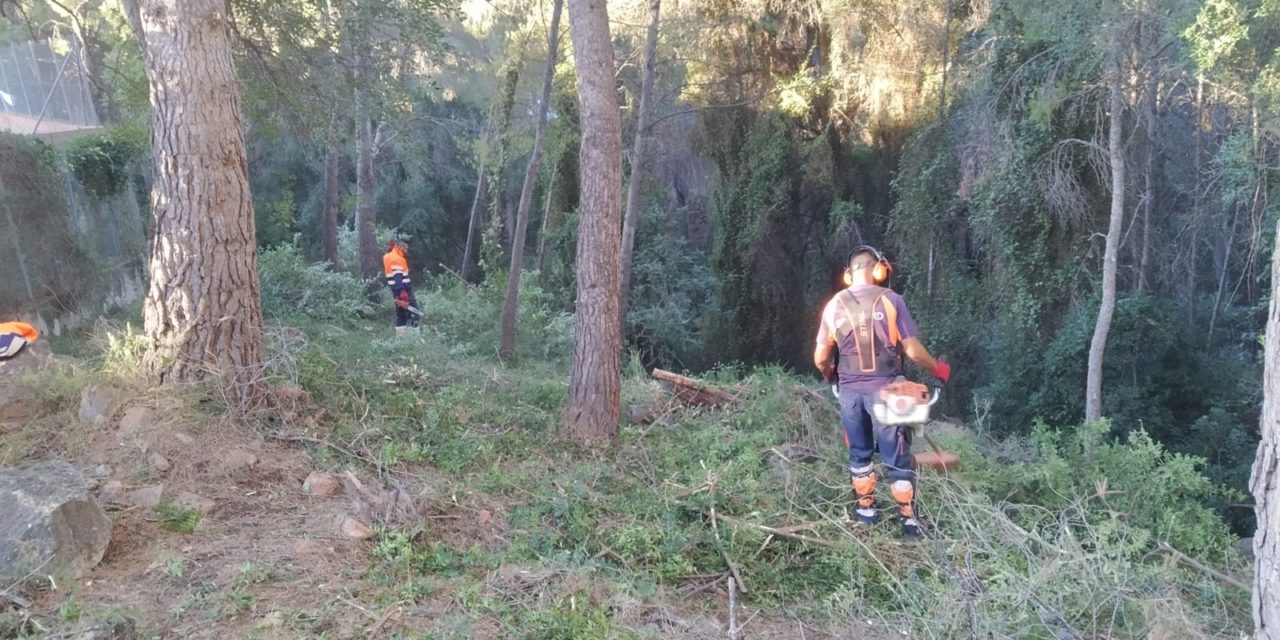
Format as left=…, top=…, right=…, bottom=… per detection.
left=814, top=246, right=951, bottom=539
left=0, top=321, right=39, bottom=360
left=382, top=239, right=420, bottom=337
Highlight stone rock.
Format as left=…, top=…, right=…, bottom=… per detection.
left=124, top=485, right=164, bottom=509
left=117, top=406, right=156, bottom=434
left=172, top=491, right=216, bottom=515
left=147, top=453, right=171, bottom=473
left=0, top=461, right=112, bottom=582
left=220, top=450, right=259, bottom=474
left=98, top=480, right=125, bottom=504
left=67, top=616, right=137, bottom=640
left=0, top=342, right=60, bottom=426
left=1239, top=537, right=1255, bottom=560
left=0, top=385, right=38, bottom=425
left=302, top=472, right=341, bottom=497
left=171, top=433, right=195, bottom=446
left=79, top=384, right=122, bottom=426
left=340, top=516, right=373, bottom=540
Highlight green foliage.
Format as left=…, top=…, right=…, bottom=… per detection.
left=625, top=204, right=716, bottom=368
left=0, top=132, right=97, bottom=315
left=63, top=127, right=145, bottom=199
left=155, top=503, right=202, bottom=534
left=258, top=241, right=368, bottom=323
left=257, top=185, right=299, bottom=249
left=418, top=272, right=574, bottom=362
left=990, top=420, right=1236, bottom=558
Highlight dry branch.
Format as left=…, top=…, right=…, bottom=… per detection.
left=1157, top=542, right=1250, bottom=591
left=710, top=512, right=844, bottom=550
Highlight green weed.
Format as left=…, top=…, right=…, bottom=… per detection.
left=154, top=503, right=202, bottom=534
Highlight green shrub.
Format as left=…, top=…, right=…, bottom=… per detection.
left=417, top=272, right=574, bottom=362
left=64, top=126, right=146, bottom=199
left=259, top=241, right=367, bottom=323
left=987, top=419, right=1237, bottom=558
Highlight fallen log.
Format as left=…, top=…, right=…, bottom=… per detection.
left=651, top=369, right=737, bottom=407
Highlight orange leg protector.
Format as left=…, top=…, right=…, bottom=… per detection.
left=891, top=479, right=915, bottom=519
left=850, top=464, right=878, bottom=525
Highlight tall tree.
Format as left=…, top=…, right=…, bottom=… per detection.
left=321, top=121, right=342, bottom=267
left=499, top=0, right=564, bottom=362
left=1085, top=56, right=1127, bottom=422
left=560, top=0, right=623, bottom=443
left=617, top=0, right=661, bottom=336
left=124, top=0, right=265, bottom=402
left=1254, top=178, right=1280, bottom=639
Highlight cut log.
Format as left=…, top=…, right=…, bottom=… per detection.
left=650, top=369, right=737, bottom=407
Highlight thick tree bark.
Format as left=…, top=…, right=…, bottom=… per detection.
left=1253, top=207, right=1280, bottom=639
left=321, top=137, right=341, bottom=268
left=561, top=0, right=623, bottom=444
left=617, top=0, right=661, bottom=337
left=124, top=0, right=265, bottom=402
left=499, top=0, right=564, bottom=362
left=1085, top=63, right=1126, bottom=422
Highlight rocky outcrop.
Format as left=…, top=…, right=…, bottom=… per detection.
left=0, top=461, right=112, bottom=583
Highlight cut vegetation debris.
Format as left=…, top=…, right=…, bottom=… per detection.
left=0, top=294, right=1255, bottom=638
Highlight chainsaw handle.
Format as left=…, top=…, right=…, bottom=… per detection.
left=926, top=388, right=941, bottom=407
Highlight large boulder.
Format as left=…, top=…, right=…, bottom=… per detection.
left=0, top=461, right=113, bottom=583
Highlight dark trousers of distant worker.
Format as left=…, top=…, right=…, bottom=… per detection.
left=840, top=389, right=915, bottom=524
left=393, top=289, right=420, bottom=329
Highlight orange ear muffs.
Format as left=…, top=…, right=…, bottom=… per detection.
left=848, top=245, right=892, bottom=285
left=870, top=259, right=891, bottom=284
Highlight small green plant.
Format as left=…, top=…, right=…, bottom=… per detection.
left=155, top=503, right=202, bottom=534
left=151, top=554, right=188, bottom=578
left=57, top=594, right=82, bottom=622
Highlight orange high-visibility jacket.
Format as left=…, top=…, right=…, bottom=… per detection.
left=0, top=321, right=38, bottom=360
left=383, top=247, right=411, bottom=290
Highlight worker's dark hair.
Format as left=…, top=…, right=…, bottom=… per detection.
left=849, top=246, right=884, bottom=269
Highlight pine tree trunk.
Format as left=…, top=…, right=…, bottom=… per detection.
left=124, top=0, right=265, bottom=403
left=321, top=138, right=340, bottom=268
left=499, top=0, right=564, bottom=362
left=355, top=112, right=379, bottom=281
left=1252, top=200, right=1280, bottom=639
left=561, top=0, right=623, bottom=444
left=618, top=0, right=661, bottom=337
left=1085, top=62, right=1126, bottom=422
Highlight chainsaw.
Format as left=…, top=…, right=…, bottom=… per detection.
left=832, top=378, right=959, bottom=472
left=394, top=298, right=425, bottom=317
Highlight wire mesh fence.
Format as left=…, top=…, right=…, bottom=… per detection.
left=0, top=39, right=100, bottom=138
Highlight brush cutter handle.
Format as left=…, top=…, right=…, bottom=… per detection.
left=927, top=387, right=941, bottom=407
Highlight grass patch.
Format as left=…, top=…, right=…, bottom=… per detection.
left=155, top=503, right=202, bottom=534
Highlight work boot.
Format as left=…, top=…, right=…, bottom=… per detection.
left=849, top=464, right=878, bottom=527
left=891, top=479, right=922, bottom=540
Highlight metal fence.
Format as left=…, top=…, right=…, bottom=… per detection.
left=0, top=40, right=100, bottom=134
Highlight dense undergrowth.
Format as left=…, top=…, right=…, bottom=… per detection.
left=251, top=253, right=1255, bottom=638
left=3, top=251, right=1255, bottom=639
